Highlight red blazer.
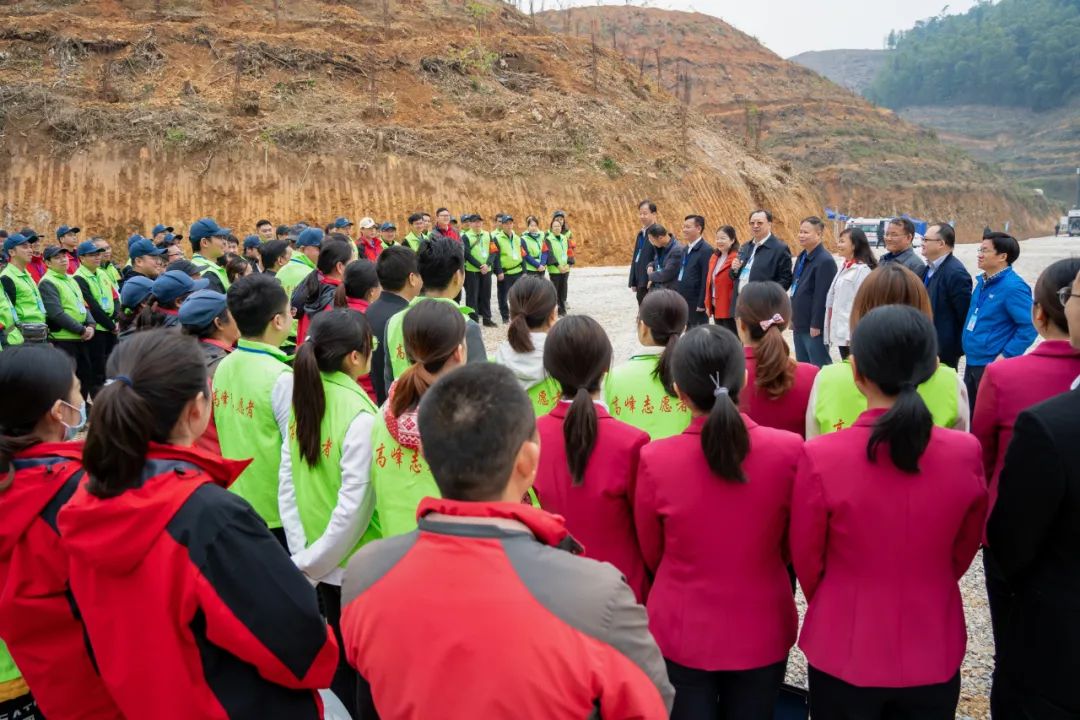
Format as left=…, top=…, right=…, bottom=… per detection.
left=792, top=410, right=987, bottom=687
left=704, top=251, right=736, bottom=320
left=0, top=442, right=122, bottom=719
left=635, top=414, right=801, bottom=670
left=740, top=346, right=819, bottom=437
left=972, top=339, right=1080, bottom=542
left=535, top=403, right=650, bottom=602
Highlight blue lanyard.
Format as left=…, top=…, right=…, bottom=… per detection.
left=678, top=243, right=695, bottom=282
left=790, top=252, right=809, bottom=294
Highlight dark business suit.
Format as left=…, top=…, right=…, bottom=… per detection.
left=987, top=388, right=1080, bottom=718
left=629, top=228, right=657, bottom=305
left=365, top=291, right=410, bottom=405
left=678, top=238, right=713, bottom=327
left=647, top=240, right=686, bottom=293
left=790, top=243, right=838, bottom=367
left=729, top=234, right=793, bottom=315
left=922, top=253, right=973, bottom=369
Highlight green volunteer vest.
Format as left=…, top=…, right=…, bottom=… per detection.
left=75, top=264, right=115, bottom=331
left=40, top=269, right=89, bottom=341
left=385, top=296, right=474, bottom=379
left=547, top=232, right=570, bottom=274
left=492, top=230, right=523, bottom=275
left=812, top=361, right=960, bottom=435
left=462, top=230, right=492, bottom=272
left=370, top=414, right=439, bottom=538
left=522, top=232, right=545, bottom=271
left=102, top=262, right=121, bottom=289
left=0, top=639, right=19, bottom=685
left=1, top=265, right=45, bottom=325
left=0, top=290, right=22, bottom=346
left=402, top=232, right=424, bottom=252
left=604, top=354, right=692, bottom=440
left=527, top=375, right=562, bottom=418
left=213, top=339, right=291, bottom=528
left=192, top=254, right=230, bottom=291
left=275, top=254, right=317, bottom=340
left=289, top=371, right=381, bottom=561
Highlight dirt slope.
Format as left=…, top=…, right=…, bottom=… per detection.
left=0, top=0, right=822, bottom=262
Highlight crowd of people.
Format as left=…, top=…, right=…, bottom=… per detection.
left=0, top=198, right=1077, bottom=720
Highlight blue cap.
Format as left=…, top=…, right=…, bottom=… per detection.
left=152, top=270, right=209, bottom=304
left=120, top=275, right=154, bottom=309
left=127, top=233, right=147, bottom=249
left=189, top=217, right=231, bottom=242
left=2, top=233, right=30, bottom=252
left=43, top=245, right=70, bottom=261
left=297, top=227, right=324, bottom=248
left=243, top=234, right=261, bottom=249
left=179, top=289, right=228, bottom=329
left=129, top=239, right=167, bottom=260
left=76, top=240, right=106, bottom=256
left=151, top=224, right=174, bottom=236
left=379, top=221, right=396, bottom=231
left=333, top=217, right=353, bottom=229
left=56, top=224, right=81, bottom=239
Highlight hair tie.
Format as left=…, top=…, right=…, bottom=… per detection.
left=710, top=372, right=729, bottom=398
left=899, top=381, right=917, bottom=392
left=108, top=375, right=134, bottom=389
left=759, top=313, right=784, bottom=331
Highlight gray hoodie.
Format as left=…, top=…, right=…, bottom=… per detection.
left=493, top=332, right=549, bottom=390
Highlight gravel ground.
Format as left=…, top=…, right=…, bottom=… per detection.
left=476, top=235, right=1080, bottom=720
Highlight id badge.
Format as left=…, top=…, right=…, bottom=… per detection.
left=678, top=268, right=685, bottom=282
left=740, top=264, right=749, bottom=279
left=967, top=315, right=977, bottom=332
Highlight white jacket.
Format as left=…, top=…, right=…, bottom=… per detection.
left=492, top=332, right=548, bottom=390
left=824, top=261, right=873, bottom=347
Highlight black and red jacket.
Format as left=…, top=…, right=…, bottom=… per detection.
left=0, top=441, right=123, bottom=720
left=57, top=443, right=338, bottom=720
left=340, top=498, right=675, bottom=719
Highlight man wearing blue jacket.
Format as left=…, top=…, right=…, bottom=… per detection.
left=962, top=232, right=1037, bottom=412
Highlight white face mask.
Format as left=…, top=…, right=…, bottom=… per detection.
left=59, top=400, right=87, bottom=441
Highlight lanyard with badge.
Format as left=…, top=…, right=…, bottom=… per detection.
left=789, top=252, right=808, bottom=296
left=634, top=229, right=646, bottom=264
left=967, top=278, right=995, bottom=332
left=740, top=242, right=759, bottom=281
left=678, top=243, right=693, bottom=282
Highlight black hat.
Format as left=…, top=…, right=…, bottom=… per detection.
left=43, top=245, right=70, bottom=260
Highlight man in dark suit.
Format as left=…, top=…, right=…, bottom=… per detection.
left=676, top=215, right=713, bottom=327
left=629, top=200, right=658, bottom=306
left=730, top=209, right=793, bottom=316
left=790, top=216, right=837, bottom=366
left=367, top=245, right=422, bottom=405
left=921, top=222, right=973, bottom=368
left=645, top=224, right=684, bottom=293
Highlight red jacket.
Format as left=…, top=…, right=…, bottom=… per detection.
left=740, top=346, right=819, bottom=437
left=792, top=410, right=987, bottom=687
left=27, top=256, right=47, bottom=283
left=535, top=402, right=650, bottom=601
left=340, top=498, right=674, bottom=719
left=0, top=442, right=123, bottom=720
left=635, top=415, right=801, bottom=670
left=972, top=339, right=1080, bottom=543
left=703, top=250, right=736, bottom=320
left=358, top=237, right=384, bottom=263
left=57, top=444, right=338, bottom=720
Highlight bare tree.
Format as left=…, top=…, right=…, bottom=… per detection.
left=655, top=47, right=662, bottom=86
left=638, top=47, right=645, bottom=81
left=590, top=20, right=599, bottom=91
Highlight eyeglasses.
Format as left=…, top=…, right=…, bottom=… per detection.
left=1056, top=286, right=1080, bottom=307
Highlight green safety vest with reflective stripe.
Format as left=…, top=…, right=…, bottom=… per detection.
left=812, top=360, right=960, bottom=435
left=370, top=414, right=439, bottom=538
left=522, top=232, right=545, bottom=271
left=213, top=339, right=291, bottom=528
left=40, top=269, right=89, bottom=342
left=192, top=254, right=230, bottom=291
left=546, top=232, right=570, bottom=274
left=384, top=296, right=473, bottom=379
left=492, top=230, right=524, bottom=275
left=402, top=232, right=424, bottom=252
left=603, top=354, right=692, bottom=440
left=289, top=371, right=381, bottom=561
left=462, top=230, right=492, bottom=272
left=75, top=264, right=115, bottom=332
left=0, top=290, right=22, bottom=346
left=1, top=265, right=45, bottom=325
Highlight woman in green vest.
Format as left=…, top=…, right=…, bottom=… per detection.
left=39, top=247, right=95, bottom=398
left=604, top=289, right=691, bottom=440
left=521, top=216, right=549, bottom=277
left=806, top=263, right=970, bottom=438
left=492, top=276, right=561, bottom=417
left=279, top=308, right=378, bottom=716
left=546, top=216, right=574, bottom=316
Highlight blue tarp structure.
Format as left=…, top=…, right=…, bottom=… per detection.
left=901, top=213, right=929, bottom=236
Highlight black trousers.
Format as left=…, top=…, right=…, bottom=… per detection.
left=497, top=272, right=521, bottom=322
left=964, top=363, right=986, bottom=415
left=636, top=285, right=649, bottom=306
left=666, top=658, right=786, bottom=720
left=53, top=338, right=94, bottom=401
left=838, top=345, right=851, bottom=361
left=687, top=310, right=708, bottom=328
left=808, top=666, right=960, bottom=720
left=550, top=272, right=569, bottom=315
left=85, top=331, right=115, bottom=398
left=712, top=317, right=738, bottom=335
left=991, top=667, right=1079, bottom=720
left=318, top=583, right=358, bottom=719
left=464, top=271, right=493, bottom=322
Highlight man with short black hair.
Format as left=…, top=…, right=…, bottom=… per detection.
left=403, top=213, right=426, bottom=252
left=339, top=363, right=674, bottom=719
left=430, top=208, right=460, bottom=242
left=188, top=217, right=232, bottom=293
left=73, top=240, right=118, bottom=396
left=120, top=237, right=166, bottom=286
left=55, top=224, right=82, bottom=273
left=630, top=200, right=658, bottom=305
left=243, top=235, right=263, bottom=273
left=645, top=224, right=684, bottom=292
left=256, top=219, right=275, bottom=242
left=258, top=239, right=292, bottom=276
left=276, top=224, right=291, bottom=242
left=880, top=217, right=926, bottom=276
left=678, top=214, right=713, bottom=327
left=922, top=223, right=973, bottom=368
left=461, top=214, right=496, bottom=327
left=790, top=216, right=837, bottom=367
left=368, top=246, right=422, bottom=404
left=731, top=209, right=793, bottom=313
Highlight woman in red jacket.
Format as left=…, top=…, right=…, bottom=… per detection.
left=735, top=281, right=819, bottom=436
left=792, top=306, right=987, bottom=719
left=703, top=225, right=739, bottom=332
left=535, top=315, right=650, bottom=602
left=0, top=344, right=122, bottom=720
left=57, top=330, right=338, bottom=720
left=333, top=260, right=382, bottom=403
left=293, top=239, right=354, bottom=343
left=635, top=324, right=801, bottom=719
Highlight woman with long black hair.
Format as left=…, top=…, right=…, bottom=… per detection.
left=292, top=239, right=355, bottom=343
left=824, top=227, right=877, bottom=360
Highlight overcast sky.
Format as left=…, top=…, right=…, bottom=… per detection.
left=561, top=0, right=982, bottom=57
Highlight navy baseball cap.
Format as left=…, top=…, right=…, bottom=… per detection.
left=333, top=217, right=353, bottom=229
left=276, top=224, right=290, bottom=236
left=553, top=209, right=567, bottom=218
left=3, top=233, right=30, bottom=252
left=297, top=227, right=324, bottom=248
left=151, top=224, right=174, bottom=236
left=189, top=218, right=231, bottom=242
left=243, top=234, right=261, bottom=249
left=128, top=233, right=147, bottom=249
left=499, top=214, right=513, bottom=223
left=76, top=240, right=106, bottom=256
left=179, top=289, right=228, bottom=329
left=379, top=221, right=396, bottom=231
left=152, top=270, right=209, bottom=304
left=18, top=228, right=41, bottom=243
left=120, top=275, right=154, bottom=309
left=56, top=224, right=81, bottom=239
left=43, top=246, right=70, bottom=261
left=129, top=239, right=167, bottom=260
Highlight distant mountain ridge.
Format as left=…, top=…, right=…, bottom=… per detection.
left=789, top=49, right=887, bottom=95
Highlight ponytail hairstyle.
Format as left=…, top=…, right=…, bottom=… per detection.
left=851, top=305, right=938, bottom=474
left=294, top=239, right=353, bottom=309
left=334, top=259, right=380, bottom=308
left=391, top=300, right=467, bottom=417
left=543, top=315, right=612, bottom=485
left=0, top=345, right=77, bottom=486
left=507, top=276, right=558, bottom=353
left=293, top=309, right=374, bottom=468
left=672, top=325, right=749, bottom=482
left=638, top=289, right=687, bottom=397
left=734, top=281, right=795, bottom=399
left=83, top=330, right=207, bottom=497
